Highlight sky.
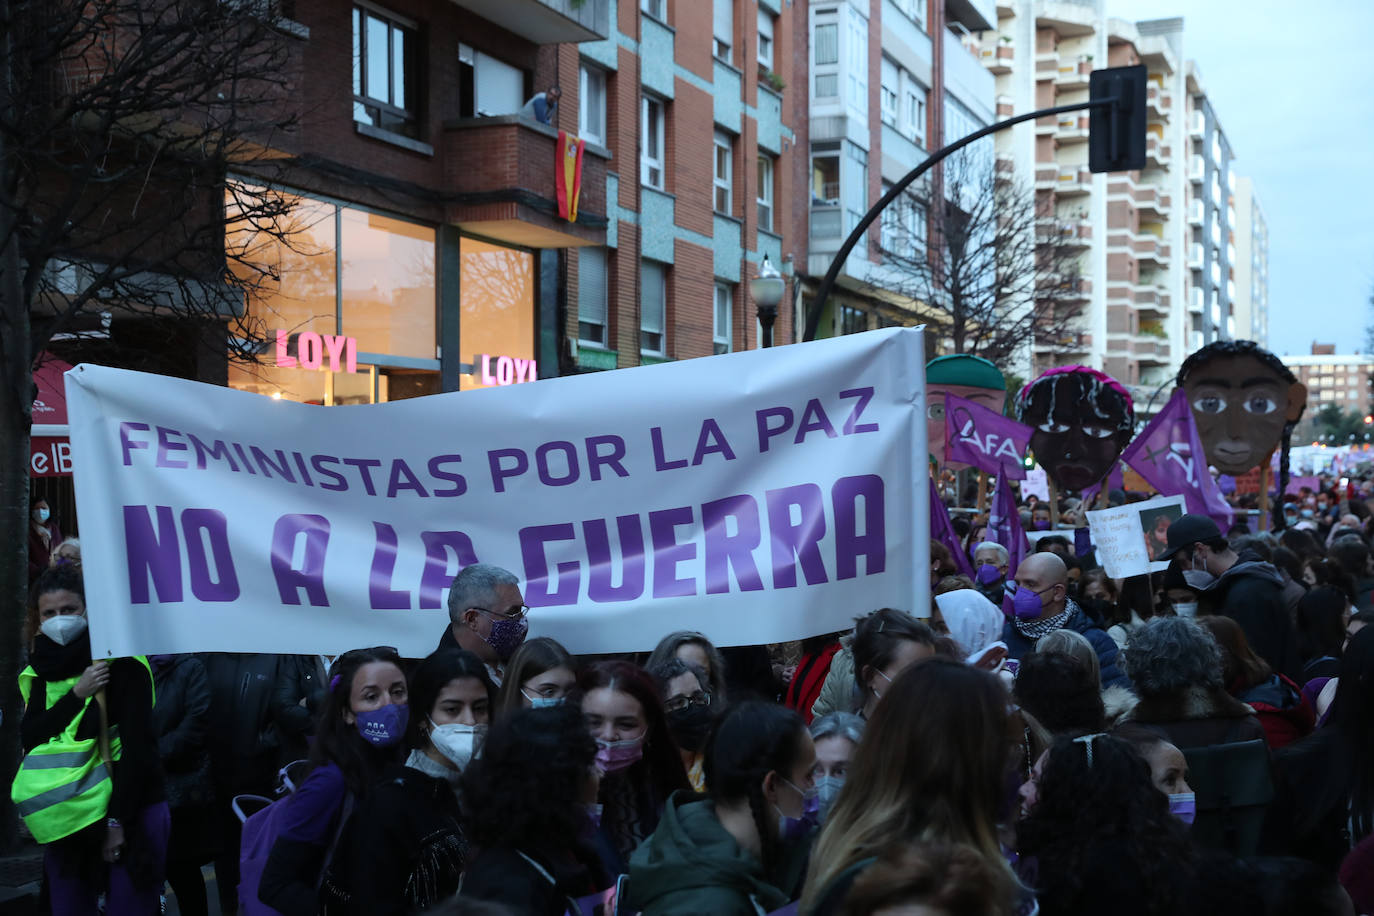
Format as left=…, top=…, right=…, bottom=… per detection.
left=1105, top=0, right=1374, bottom=357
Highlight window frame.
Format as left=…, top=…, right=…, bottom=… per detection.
left=578, top=62, right=607, bottom=147
left=640, top=260, right=667, bottom=356
left=757, top=9, right=775, bottom=68
left=577, top=247, right=609, bottom=348
left=352, top=4, right=421, bottom=138
left=641, top=95, right=666, bottom=190
left=713, top=130, right=733, bottom=216
left=756, top=155, right=774, bottom=232
left=713, top=282, right=733, bottom=355
left=713, top=0, right=733, bottom=64
left=880, top=57, right=899, bottom=127
left=640, top=0, right=666, bottom=20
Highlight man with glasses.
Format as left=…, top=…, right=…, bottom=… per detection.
left=439, top=563, right=529, bottom=686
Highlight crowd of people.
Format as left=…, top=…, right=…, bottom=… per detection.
left=14, top=470, right=1374, bottom=915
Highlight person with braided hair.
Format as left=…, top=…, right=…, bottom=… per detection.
left=626, top=701, right=818, bottom=914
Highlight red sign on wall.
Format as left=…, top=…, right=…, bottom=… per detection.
left=31, top=436, right=72, bottom=478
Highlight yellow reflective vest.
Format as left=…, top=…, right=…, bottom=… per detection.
left=11, top=656, right=153, bottom=845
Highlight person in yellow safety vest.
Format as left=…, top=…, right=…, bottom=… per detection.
left=13, top=565, right=170, bottom=916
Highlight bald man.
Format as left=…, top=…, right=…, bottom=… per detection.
left=1002, top=553, right=1130, bottom=690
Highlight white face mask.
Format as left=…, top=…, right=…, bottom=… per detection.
left=428, top=720, right=485, bottom=770
left=41, top=614, right=88, bottom=646
left=1173, top=602, right=1198, bottom=618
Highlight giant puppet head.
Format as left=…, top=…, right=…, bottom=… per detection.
left=1016, top=366, right=1135, bottom=492
left=926, top=354, right=1006, bottom=469
left=1176, top=340, right=1307, bottom=476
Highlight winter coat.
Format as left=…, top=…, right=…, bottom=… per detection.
left=1124, top=684, right=1267, bottom=751
left=1102, top=685, right=1138, bottom=728
left=785, top=641, right=840, bottom=724
left=1262, top=731, right=1356, bottom=870
left=199, top=653, right=301, bottom=794
left=1234, top=674, right=1313, bottom=751
left=1203, top=551, right=1301, bottom=681
left=810, top=638, right=856, bottom=720
left=626, top=790, right=798, bottom=916
left=324, top=763, right=468, bottom=916
left=150, top=654, right=213, bottom=809
left=460, top=844, right=606, bottom=916
left=1001, top=600, right=1132, bottom=690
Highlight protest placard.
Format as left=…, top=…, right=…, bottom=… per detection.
left=67, top=328, right=929, bottom=658
left=1085, top=494, right=1187, bottom=579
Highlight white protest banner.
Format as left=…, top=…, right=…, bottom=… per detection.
left=1021, top=468, right=1049, bottom=503
left=67, top=327, right=928, bottom=659
left=1085, top=494, right=1187, bottom=579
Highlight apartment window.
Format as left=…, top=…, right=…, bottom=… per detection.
left=577, top=248, right=609, bottom=347
left=458, top=45, right=525, bottom=118
left=905, top=85, right=928, bottom=146
left=714, top=283, right=733, bottom=355
left=641, top=0, right=665, bottom=19
left=757, top=155, right=775, bottom=231
left=846, top=11, right=868, bottom=116
left=814, top=12, right=838, bottom=98
left=757, top=9, right=775, bottom=68
left=713, top=0, right=733, bottom=63
left=579, top=63, right=607, bottom=146
left=713, top=131, right=733, bottom=214
left=352, top=6, right=420, bottom=138
left=811, top=145, right=840, bottom=204
left=880, top=57, right=899, bottom=127
left=641, top=260, right=667, bottom=355
left=641, top=95, right=665, bottom=189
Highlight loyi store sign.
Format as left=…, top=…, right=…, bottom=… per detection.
left=273, top=330, right=535, bottom=387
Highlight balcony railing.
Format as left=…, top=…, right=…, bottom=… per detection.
left=1188, top=242, right=1204, bottom=269
left=979, top=38, right=1015, bottom=74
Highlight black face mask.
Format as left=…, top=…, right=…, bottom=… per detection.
left=666, top=704, right=713, bottom=753
left=1079, top=597, right=1115, bottom=622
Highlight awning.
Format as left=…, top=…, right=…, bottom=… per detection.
left=31, top=354, right=73, bottom=478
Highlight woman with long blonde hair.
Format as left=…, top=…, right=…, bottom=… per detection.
left=800, top=658, right=1019, bottom=915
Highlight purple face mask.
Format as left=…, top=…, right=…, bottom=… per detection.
left=1032, top=519, right=1052, bottom=531
left=1011, top=583, right=1049, bottom=620
left=354, top=703, right=409, bottom=748
left=483, top=614, right=529, bottom=661
left=975, top=563, right=1002, bottom=586
left=1168, top=792, right=1196, bottom=826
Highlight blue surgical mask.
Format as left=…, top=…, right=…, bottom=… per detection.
left=815, top=776, right=844, bottom=821
left=521, top=689, right=565, bottom=709
left=776, top=777, right=820, bottom=842
left=1168, top=792, right=1196, bottom=825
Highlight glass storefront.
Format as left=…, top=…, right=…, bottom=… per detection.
left=458, top=237, right=536, bottom=391
left=226, top=186, right=440, bottom=405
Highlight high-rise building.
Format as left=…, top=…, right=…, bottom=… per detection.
left=1232, top=175, right=1270, bottom=347
left=1184, top=62, right=1237, bottom=351
left=800, top=0, right=998, bottom=340
left=1284, top=344, right=1374, bottom=439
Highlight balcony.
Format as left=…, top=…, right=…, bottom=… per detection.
left=1044, top=218, right=1091, bottom=249
left=1135, top=283, right=1169, bottom=312
left=1034, top=329, right=1091, bottom=353
left=1036, top=50, right=1059, bottom=81
left=1135, top=336, right=1171, bottom=365
left=1189, top=287, right=1204, bottom=314
left=1056, top=56, right=1092, bottom=90
left=980, top=38, right=1015, bottom=74
left=1136, top=234, right=1168, bottom=267
left=1189, top=110, right=1205, bottom=138
left=947, top=0, right=996, bottom=32
left=1188, top=198, right=1204, bottom=226
left=446, top=0, right=609, bottom=43
left=1036, top=114, right=1058, bottom=136
left=1055, top=113, right=1090, bottom=143
left=1034, top=165, right=1058, bottom=190
left=443, top=116, right=607, bottom=248
left=1145, top=135, right=1170, bottom=168
left=1054, top=276, right=1092, bottom=301
left=1188, top=242, right=1204, bottom=270
left=1056, top=167, right=1093, bottom=196
left=996, top=152, right=1016, bottom=176
left=1189, top=154, right=1205, bottom=184
left=1146, top=84, right=1171, bottom=120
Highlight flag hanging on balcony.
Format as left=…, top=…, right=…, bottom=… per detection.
left=556, top=130, right=585, bottom=222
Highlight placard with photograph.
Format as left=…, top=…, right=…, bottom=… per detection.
left=1086, top=495, right=1187, bottom=579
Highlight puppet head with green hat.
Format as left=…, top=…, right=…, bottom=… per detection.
left=926, top=353, right=1006, bottom=469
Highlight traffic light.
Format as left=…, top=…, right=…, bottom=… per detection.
left=1088, top=65, right=1147, bottom=173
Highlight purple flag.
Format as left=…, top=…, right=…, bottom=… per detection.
left=1081, top=462, right=1126, bottom=505
left=987, top=474, right=1028, bottom=617
left=930, top=477, right=975, bottom=578
left=1121, top=388, right=1233, bottom=529
left=943, top=393, right=1032, bottom=480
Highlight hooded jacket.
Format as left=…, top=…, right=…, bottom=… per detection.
left=1000, top=599, right=1132, bottom=691
left=626, top=790, right=793, bottom=916
left=1202, top=550, right=1300, bottom=681
left=1234, top=674, right=1313, bottom=751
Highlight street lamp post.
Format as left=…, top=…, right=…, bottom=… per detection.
left=750, top=255, right=785, bottom=348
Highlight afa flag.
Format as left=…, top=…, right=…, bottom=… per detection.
left=943, top=393, right=1031, bottom=480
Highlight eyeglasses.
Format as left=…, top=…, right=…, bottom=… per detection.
left=664, top=691, right=712, bottom=713
left=473, top=605, right=529, bottom=622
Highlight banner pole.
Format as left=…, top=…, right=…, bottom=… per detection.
left=976, top=472, right=988, bottom=512
left=1049, top=481, right=1061, bottom=528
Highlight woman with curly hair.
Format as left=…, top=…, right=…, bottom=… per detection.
left=627, top=701, right=818, bottom=913
left=579, top=661, right=690, bottom=873
left=458, top=704, right=609, bottom=914
left=800, top=659, right=1019, bottom=915
left=1016, top=733, right=1196, bottom=915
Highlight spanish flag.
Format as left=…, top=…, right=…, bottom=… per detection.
left=556, top=130, right=586, bottom=222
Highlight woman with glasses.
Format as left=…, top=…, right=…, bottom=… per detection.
left=494, top=637, right=578, bottom=718
left=578, top=661, right=690, bottom=874
left=259, top=646, right=408, bottom=916
left=648, top=657, right=715, bottom=792
left=626, top=701, right=818, bottom=913
left=645, top=631, right=729, bottom=705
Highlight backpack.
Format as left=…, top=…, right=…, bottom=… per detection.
left=1182, top=738, right=1274, bottom=857
left=235, top=761, right=353, bottom=916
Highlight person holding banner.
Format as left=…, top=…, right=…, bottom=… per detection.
left=579, top=661, right=690, bottom=874
left=260, top=647, right=409, bottom=916
left=16, top=565, right=169, bottom=916
left=440, top=565, right=530, bottom=686
left=626, top=701, right=817, bottom=914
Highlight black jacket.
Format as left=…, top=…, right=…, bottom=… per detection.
left=274, top=655, right=327, bottom=763
left=1204, top=551, right=1300, bottom=681
left=199, top=653, right=301, bottom=792
left=460, top=845, right=605, bottom=916
left=1001, top=600, right=1132, bottom=690
left=151, top=654, right=213, bottom=809
left=325, top=763, right=468, bottom=916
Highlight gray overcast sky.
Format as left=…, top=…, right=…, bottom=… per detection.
left=1104, top=0, right=1374, bottom=357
